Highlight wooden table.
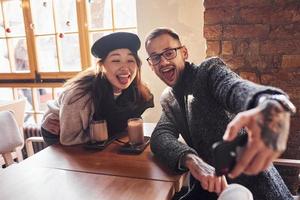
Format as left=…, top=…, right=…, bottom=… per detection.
left=0, top=165, right=175, bottom=200
left=0, top=123, right=186, bottom=200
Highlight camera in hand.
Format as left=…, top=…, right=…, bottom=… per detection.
left=212, top=133, right=248, bottom=176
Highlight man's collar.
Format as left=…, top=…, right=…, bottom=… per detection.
left=173, top=62, right=193, bottom=95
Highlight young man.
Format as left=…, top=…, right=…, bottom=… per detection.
left=145, top=27, right=296, bottom=200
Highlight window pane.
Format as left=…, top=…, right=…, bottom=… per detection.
left=87, top=0, right=112, bottom=29
left=16, top=88, right=35, bottom=124
left=55, top=0, right=78, bottom=33
left=91, top=31, right=112, bottom=44
left=24, top=113, right=35, bottom=124
left=113, top=0, right=137, bottom=28
left=16, top=88, right=33, bottom=114
left=60, top=34, right=81, bottom=71
left=0, top=5, right=5, bottom=37
left=13, top=38, right=29, bottom=72
left=36, top=114, right=44, bottom=124
left=37, top=88, right=52, bottom=111
left=0, top=88, right=13, bottom=101
left=36, top=36, right=59, bottom=72
left=31, top=0, right=55, bottom=35
left=0, top=39, right=10, bottom=72
left=3, top=0, right=25, bottom=37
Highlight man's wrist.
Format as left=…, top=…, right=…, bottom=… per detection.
left=181, top=153, right=199, bottom=169
left=257, top=94, right=292, bottom=151
left=258, top=94, right=296, bottom=115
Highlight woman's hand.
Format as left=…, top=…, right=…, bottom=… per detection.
left=42, top=113, right=60, bottom=135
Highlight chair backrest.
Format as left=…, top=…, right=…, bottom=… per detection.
left=0, top=110, right=24, bottom=166
left=0, top=99, right=26, bottom=130
left=0, top=99, right=26, bottom=167
left=0, top=110, right=24, bottom=152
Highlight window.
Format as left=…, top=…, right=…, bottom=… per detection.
left=0, top=0, right=29, bottom=74
left=87, top=0, right=137, bottom=63
left=0, top=0, right=137, bottom=124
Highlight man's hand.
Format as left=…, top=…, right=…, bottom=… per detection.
left=183, top=154, right=228, bottom=194
left=223, top=99, right=292, bottom=178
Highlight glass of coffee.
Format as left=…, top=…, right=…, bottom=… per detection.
left=90, top=120, right=108, bottom=142
left=127, top=118, right=144, bottom=145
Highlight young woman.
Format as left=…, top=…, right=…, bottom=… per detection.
left=41, top=32, right=154, bottom=145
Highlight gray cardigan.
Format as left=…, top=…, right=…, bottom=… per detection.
left=42, top=87, right=92, bottom=145
left=150, top=57, right=293, bottom=200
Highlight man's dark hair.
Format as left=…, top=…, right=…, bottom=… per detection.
left=145, top=27, right=181, bottom=48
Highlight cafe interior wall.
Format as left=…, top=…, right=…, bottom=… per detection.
left=137, top=0, right=206, bottom=123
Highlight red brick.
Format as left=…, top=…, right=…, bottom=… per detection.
left=282, top=55, right=300, bottom=69
left=284, top=86, right=300, bottom=104
left=261, top=74, right=280, bottom=87
left=236, top=41, right=259, bottom=57
left=269, top=24, right=300, bottom=40
left=223, top=25, right=269, bottom=39
left=221, top=55, right=245, bottom=70
left=204, top=8, right=236, bottom=25
left=236, top=41, right=249, bottom=55
left=261, top=72, right=281, bottom=85
left=246, top=55, right=269, bottom=70
left=288, top=71, right=300, bottom=85
left=240, top=0, right=272, bottom=7
left=249, top=41, right=260, bottom=55
left=240, top=7, right=271, bottom=24
left=239, top=71, right=260, bottom=83
left=274, top=0, right=300, bottom=6
left=203, top=25, right=222, bottom=40
left=260, top=40, right=300, bottom=55
left=206, top=41, right=220, bottom=56
left=221, top=41, right=233, bottom=55
left=291, top=117, right=300, bottom=131
left=204, top=0, right=239, bottom=9
left=261, top=71, right=300, bottom=86
left=270, top=5, right=300, bottom=24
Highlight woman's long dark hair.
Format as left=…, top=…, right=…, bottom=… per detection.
left=63, top=52, right=152, bottom=108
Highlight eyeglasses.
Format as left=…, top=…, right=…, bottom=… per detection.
left=146, top=46, right=183, bottom=65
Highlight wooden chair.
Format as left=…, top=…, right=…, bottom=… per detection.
left=0, top=99, right=26, bottom=167
left=25, top=136, right=45, bottom=157
left=274, top=130, right=300, bottom=197
left=274, top=159, right=300, bottom=199
left=21, top=122, right=46, bottom=157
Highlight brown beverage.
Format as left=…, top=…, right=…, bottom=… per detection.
left=127, top=118, right=144, bottom=145
left=90, top=120, right=108, bottom=142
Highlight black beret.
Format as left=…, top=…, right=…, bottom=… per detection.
left=91, top=32, right=141, bottom=59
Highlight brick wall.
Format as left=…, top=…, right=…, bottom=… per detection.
left=204, top=0, right=300, bottom=137
left=203, top=0, right=300, bottom=194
